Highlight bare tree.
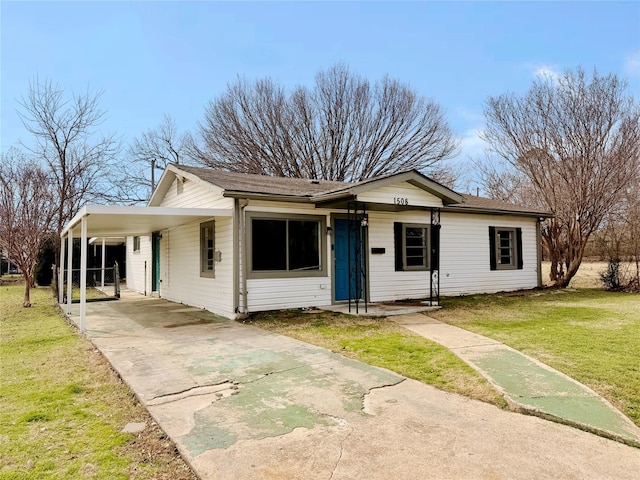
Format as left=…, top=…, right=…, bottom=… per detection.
left=592, top=176, right=640, bottom=290
left=482, top=68, right=640, bottom=287
left=623, top=179, right=640, bottom=289
left=189, top=64, right=459, bottom=182
left=0, top=149, right=57, bottom=307
left=472, top=154, right=541, bottom=206
left=118, top=114, right=191, bottom=203
left=18, top=79, right=120, bottom=239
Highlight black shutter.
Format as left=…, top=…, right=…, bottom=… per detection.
left=394, top=222, right=403, bottom=271
left=516, top=227, right=523, bottom=270
left=489, top=226, right=497, bottom=271
left=430, top=224, right=440, bottom=271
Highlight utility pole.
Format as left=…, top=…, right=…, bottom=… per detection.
left=151, top=158, right=156, bottom=193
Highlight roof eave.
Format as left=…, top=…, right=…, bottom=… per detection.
left=223, top=191, right=314, bottom=203
left=443, top=205, right=553, bottom=218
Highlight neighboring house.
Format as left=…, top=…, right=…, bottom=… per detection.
left=118, top=164, right=549, bottom=319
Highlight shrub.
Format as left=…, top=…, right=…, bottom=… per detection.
left=600, top=261, right=621, bottom=290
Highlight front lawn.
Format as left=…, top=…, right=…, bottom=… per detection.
left=251, top=310, right=507, bottom=408
left=430, top=289, right=640, bottom=426
left=0, top=284, right=196, bottom=479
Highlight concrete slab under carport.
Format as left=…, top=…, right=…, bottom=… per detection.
left=65, top=291, right=640, bottom=480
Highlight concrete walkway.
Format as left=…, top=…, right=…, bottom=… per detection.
left=394, top=313, right=640, bottom=448
left=66, top=292, right=640, bottom=479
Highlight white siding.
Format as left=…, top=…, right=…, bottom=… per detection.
left=439, top=213, right=539, bottom=296
left=367, top=211, right=433, bottom=302
left=358, top=182, right=443, bottom=208
left=158, top=216, right=236, bottom=318
left=159, top=177, right=234, bottom=209
left=129, top=175, right=238, bottom=317
left=243, top=205, right=540, bottom=311
left=247, top=277, right=332, bottom=311
left=126, top=236, right=152, bottom=295
left=366, top=210, right=539, bottom=301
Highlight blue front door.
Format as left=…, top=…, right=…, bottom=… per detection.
left=334, top=219, right=362, bottom=301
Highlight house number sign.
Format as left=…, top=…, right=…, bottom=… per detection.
left=393, top=197, right=409, bottom=206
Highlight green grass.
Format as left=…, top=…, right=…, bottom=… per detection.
left=0, top=284, right=195, bottom=479
left=251, top=310, right=507, bottom=408
left=431, top=289, right=640, bottom=426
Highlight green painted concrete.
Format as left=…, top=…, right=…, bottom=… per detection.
left=396, top=314, right=640, bottom=447
left=472, top=349, right=639, bottom=442
left=178, top=346, right=402, bottom=454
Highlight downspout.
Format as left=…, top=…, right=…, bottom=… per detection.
left=233, top=198, right=240, bottom=314
left=239, top=198, right=249, bottom=315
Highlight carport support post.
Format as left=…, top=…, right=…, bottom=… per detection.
left=58, top=236, right=65, bottom=304
left=101, top=238, right=106, bottom=288
left=80, top=216, right=87, bottom=333
left=66, top=229, right=73, bottom=315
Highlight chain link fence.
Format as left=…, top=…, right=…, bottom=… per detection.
left=58, top=262, right=120, bottom=302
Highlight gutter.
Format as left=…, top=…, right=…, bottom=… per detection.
left=233, top=198, right=240, bottom=315
left=441, top=205, right=553, bottom=218
left=223, top=191, right=314, bottom=203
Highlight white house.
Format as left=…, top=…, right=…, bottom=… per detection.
left=60, top=164, right=549, bottom=328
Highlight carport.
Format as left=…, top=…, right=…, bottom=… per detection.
left=60, top=205, right=232, bottom=332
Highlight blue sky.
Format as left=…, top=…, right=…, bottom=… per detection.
left=2, top=1, right=639, bottom=170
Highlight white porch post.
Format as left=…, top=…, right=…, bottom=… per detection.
left=66, top=228, right=73, bottom=314
left=101, top=238, right=106, bottom=288
left=58, top=235, right=66, bottom=304
left=80, top=216, right=87, bottom=333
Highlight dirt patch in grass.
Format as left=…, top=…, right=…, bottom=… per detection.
left=250, top=310, right=507, bottom=409
left=0, top=285, right=196, bottom=479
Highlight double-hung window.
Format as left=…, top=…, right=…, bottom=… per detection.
left=200, top=221, right=215, bottom=278
left=249, top=214, right=326, bottom=278
left=489, top=226, right=523, bottom=270
left=394, top=223, right=430, bottom=271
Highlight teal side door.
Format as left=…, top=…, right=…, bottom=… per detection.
left=152, top=232, right=160, bottom=292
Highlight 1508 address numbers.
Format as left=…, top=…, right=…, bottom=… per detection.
left=393, top=197, right=409, bottom=205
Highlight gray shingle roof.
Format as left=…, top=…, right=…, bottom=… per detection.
left=177, top=165, right=347, bottom=197
left=174, top=164, right=550, bottom=216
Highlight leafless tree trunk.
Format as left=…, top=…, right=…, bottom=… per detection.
left=481, top=68, right=640, bottom=287
left=189, top=64, right=459, bottom=183
left=0, top=149, right=57, bottom=307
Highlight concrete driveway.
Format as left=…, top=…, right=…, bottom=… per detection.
left=69, top=292, right=640, bottom=479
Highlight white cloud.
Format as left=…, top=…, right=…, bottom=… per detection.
left=454, top=107, right=485, bottom=125
left=625, top=50, right=639, bottom=76
left=459, top=127, right=487, bottom=161
left=532, top=64, right=561, bottom=80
